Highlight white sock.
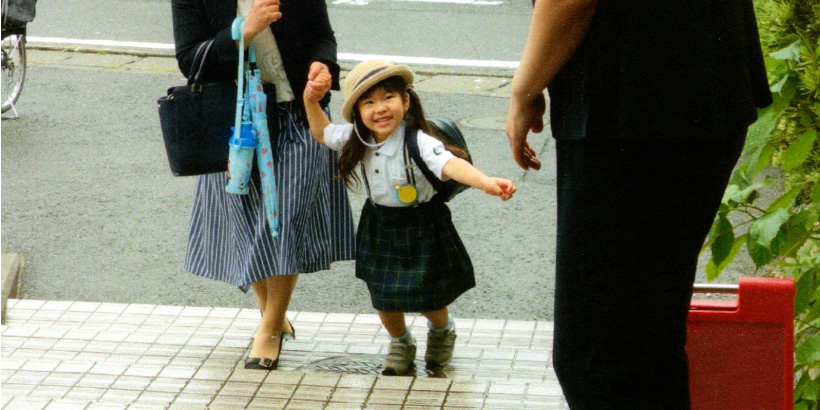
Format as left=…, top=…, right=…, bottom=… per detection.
left=429, top=314, right=454, bottom=333
left=391, top=331, right=414, bottom=342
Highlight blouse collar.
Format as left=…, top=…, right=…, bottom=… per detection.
left=373, top=122, right=406, bottom=157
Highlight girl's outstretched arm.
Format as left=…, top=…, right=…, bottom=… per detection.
left=303, top=65, right=333, bottom=145
left=442, top=158, right=516, bottom=201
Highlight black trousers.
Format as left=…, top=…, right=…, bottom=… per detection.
left=553, top=130, right=746, bottom=410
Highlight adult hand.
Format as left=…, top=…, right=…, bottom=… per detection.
left=505, top=93, right=545, bottom=171
left=304, top=62, right=332, bottom=103
left=244, top=0, right=281, bottom=42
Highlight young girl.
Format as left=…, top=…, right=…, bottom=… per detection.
left=303, top=60, right=516, bottom=375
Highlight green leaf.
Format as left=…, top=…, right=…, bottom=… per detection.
left=796, top=335, right=820, bottom=365
left=782, top=128, right=818, bottom=171
left=798, top=377, right=820, bottom=401
left=710, top=215, right=735, bottom=266
left=767, top=186, right=800, bottom=212
left=705, top=234, right=747, bottom=281
left=725, top=178, right=776, bottom=206
left=745, top=105, right=783, bottom=149
left=735, top=142, right=777, bottom=184
left=753, top=142, right=776, bottom=176
left=795, top=270, right=817, bottom=314
left=750, top=209, right=790, bottom=247
left=812, top=182, right=820, bottom=204
left=747, top=209, right=789, bottom=267
left=764, top=55, right=786, bottom=73
left=722, top=185, right=741, bottom=206
left=770, top=74, right=790, bottom=93
left=770, top=40, right=803, bottom=61
left=803, top=297, right=820, bottom=326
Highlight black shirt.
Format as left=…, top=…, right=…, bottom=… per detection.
left=171, top=0, right=340, bottom=109
left=548, top=0, right=773, bottom=140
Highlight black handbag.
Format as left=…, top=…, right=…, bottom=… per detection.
left=2, top=0, right=37, bottom=28
left=157, top=40, right=237, bottom=176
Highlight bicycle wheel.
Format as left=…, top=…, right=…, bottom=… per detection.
left=2, top=33, right=26, bottom=114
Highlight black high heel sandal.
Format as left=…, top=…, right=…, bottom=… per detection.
left=283, top=317, right=296, bottom=340
left=245, top=332, right=284, bottom=370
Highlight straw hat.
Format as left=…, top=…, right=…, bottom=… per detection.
left=342, top=60, right=414, bottom=123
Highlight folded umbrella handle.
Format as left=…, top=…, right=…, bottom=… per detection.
left=231, top=17, right=246, bottom=144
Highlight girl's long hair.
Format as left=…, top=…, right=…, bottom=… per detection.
left=337, top=75, right=467, bottom=189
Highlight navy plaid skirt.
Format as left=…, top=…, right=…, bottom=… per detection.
left=355, top=199, right=475, bottom=312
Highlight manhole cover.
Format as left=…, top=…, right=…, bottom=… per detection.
left=296, top=354, right=447, bottom=377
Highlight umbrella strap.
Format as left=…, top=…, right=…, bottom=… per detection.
left=231, top=18, right=246, bottom=141
left=232, top=18, right=260, bottom=125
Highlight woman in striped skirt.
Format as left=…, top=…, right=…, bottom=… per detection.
left=172, top=0, right=356, bottom=370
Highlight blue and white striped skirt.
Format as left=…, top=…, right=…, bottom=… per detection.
left=184, top=102, right=356, bottom=292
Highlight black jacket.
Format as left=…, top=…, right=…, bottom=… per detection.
left=548, top=0, right=773, bottom=140
left=171, top=0, right=340, bottom=109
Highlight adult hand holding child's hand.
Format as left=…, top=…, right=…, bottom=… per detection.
left=304, top=62, right=332, bottom=103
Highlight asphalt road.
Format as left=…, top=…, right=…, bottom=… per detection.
left=26, top=0, right=531, bottom=64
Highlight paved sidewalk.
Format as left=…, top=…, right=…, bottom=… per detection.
left=1, top=299, right=566, bottom=410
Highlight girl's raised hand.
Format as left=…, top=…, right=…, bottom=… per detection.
left=482, top=177, right=517, bottom=201
left=304, top=62, right=332, bottom=103
left=244, top=0, right=282, bottom=42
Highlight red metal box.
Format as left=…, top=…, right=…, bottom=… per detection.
left=687, top=277, right=795, bottom=410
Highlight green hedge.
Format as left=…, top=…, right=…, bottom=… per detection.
left=702, top=1, right=819, bottom=408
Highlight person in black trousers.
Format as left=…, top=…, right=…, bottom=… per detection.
left=505, top=1, right=772, bottom=409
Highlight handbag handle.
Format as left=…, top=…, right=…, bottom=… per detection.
left=187, top=39, right=215, bottom=88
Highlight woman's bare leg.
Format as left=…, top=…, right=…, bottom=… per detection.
left=249, top=275, right=297, bottom=360
left=252, top=280, right=267, bottom=316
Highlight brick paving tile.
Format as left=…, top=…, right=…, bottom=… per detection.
left=2, top=300, right=559, bottom=410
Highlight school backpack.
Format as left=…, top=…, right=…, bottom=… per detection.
left=404, top=117, right=472, bottom=202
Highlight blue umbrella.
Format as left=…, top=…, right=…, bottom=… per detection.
left=228, top=19, right=279, bottom=238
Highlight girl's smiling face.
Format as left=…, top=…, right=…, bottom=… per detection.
left=356, top=87, right=410, bottom=142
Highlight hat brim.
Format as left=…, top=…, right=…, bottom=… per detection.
left=342, top=65, right=414, bottom=123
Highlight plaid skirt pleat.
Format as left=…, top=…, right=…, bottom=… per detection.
left=355, top=199, right=475, bottom=312
left=184, top=102, right=356, bottom=292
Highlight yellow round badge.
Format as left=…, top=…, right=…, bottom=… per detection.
left=396, top=184, right=418, bottom=204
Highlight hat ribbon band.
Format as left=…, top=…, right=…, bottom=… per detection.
left=355, top=66, right=389, bottom=88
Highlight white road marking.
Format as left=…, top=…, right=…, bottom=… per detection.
left=339, top=53, right=518, bottom=69
left=27, top=37, right=519, bottom=69
left=28, top=36, right=175, bottom=50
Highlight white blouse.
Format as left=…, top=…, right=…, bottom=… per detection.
left=237, top=0, right=295, bottom=103
left=324, top=123, right=457, bottom=207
